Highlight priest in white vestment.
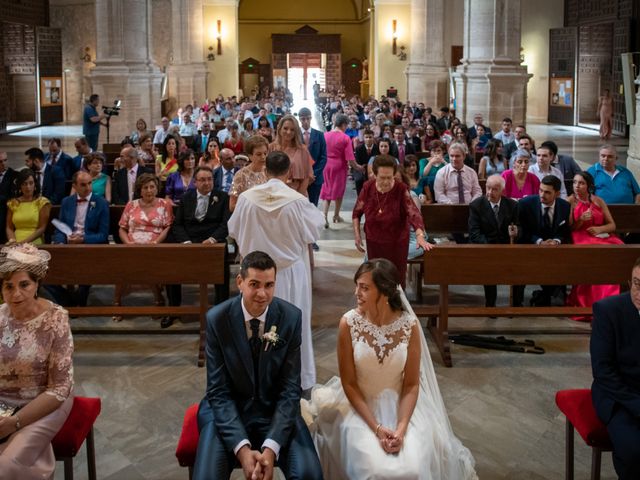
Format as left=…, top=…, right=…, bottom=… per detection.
left=228, top=150, right=324, bottom=389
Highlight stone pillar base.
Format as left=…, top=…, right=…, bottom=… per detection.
left=166, top=63, right=208, bottom=112
left=359, top=80, right=370, bottom=99
left=406, top=64, right=449, bottom=108
left=90, top=64, right=163, bottom=145
left=453, top=61, right=532, bottom=127
left=626, top=95, right=640, bottom=176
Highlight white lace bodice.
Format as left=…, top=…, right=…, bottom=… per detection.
left=345, top=309, right=415, bottom=400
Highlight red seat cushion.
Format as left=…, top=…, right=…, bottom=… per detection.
left=555, top=389, right=612, bottom=448
left=176, top=404, right=200, bottom=467
left=52, top=396, right=102, bottom=457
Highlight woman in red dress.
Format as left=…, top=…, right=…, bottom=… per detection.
left=353, top=155, right=431, bottom=288
left=566, top=171, right=623, bottom=320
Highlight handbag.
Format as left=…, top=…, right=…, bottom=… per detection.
left=0, top=401, right=19, bottom=444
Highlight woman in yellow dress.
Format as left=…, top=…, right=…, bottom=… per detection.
left=6, top=170, right=51, bottom=245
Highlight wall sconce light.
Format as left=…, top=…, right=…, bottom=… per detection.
left=81, top=47, right=92, bottom=63
left=392, top=19, right=398, bottom=55
left=216, top=20, right=222, bottom=55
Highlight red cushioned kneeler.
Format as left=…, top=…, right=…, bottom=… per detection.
left=555, top=389, right=612, bottom=480
left=52, top=396, right=101, bottom=480
left=176, top=403, right=200, bottom=479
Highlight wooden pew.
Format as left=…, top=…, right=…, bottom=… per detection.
left=419, top=203, right=640, bottom=236
left=41, top=244, right=226, bottom=367
left=414, top=244, right=640, bottom=367
left=408, top=203, right=640, bottom=301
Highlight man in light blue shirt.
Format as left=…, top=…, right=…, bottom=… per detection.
left=587, top=145, right=640, bottom=204
left=493, top=117, right=516, bottom=147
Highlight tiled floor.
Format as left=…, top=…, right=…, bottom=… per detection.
left=0, top=121, right=627, bottom=479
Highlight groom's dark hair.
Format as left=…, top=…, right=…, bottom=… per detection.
left=240, top=251, right=277, bottom=278
left=266, top=150, right=290, bottom=177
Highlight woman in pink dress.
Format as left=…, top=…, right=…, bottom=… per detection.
left=320, top=114, right=356, bottom=227
left=566, top=171, right=623, bottom=320
left=501, top=150, right=540, bottom=200
left=269, top=114, right=313, bottom=196
left=116, top=173, right=174, bottom=325
left=597, top=89, right=613, bottom=140
left=0, top=243, right=74, bottom=479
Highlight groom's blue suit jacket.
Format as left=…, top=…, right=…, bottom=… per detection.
left=201, top=295, right=302, bottom=451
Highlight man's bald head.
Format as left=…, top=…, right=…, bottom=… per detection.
left=121, top=146, right=138, bottom=169
left=220, top=148, right=235, bottom=170
left=485, top=174, right=505, bottom=203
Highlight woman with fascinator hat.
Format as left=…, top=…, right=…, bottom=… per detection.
left=0, top=243, right=74, bottom=479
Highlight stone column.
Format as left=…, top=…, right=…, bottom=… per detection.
left=626, top=75, right=640, bottom=178
left=90, top=0, right=163, bottom=145
left=451, top=0, right=532, bottom=127
left=406, top=0, right=449, bottom=107
left=166, top=0, right=208, bottom=107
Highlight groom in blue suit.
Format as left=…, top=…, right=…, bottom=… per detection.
left=49, top=171, right=109, bottom=306
left=591, top=258, right=640, bottom=479
left=193, top=251, right=323, bottom=480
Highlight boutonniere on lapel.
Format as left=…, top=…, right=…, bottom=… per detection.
left=263, top=325, right=280, bottom=352
left=212, top=196, right=219, bottom=204
left=89, top=201, right=96, bottom=210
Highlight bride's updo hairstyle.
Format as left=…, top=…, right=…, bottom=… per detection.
left=354, top=258, right=404, bottom=311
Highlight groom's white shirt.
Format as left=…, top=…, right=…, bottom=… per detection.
left=233, top=298, right=280, bottom=457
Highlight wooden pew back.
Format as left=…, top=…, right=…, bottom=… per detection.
left=42, top=244, right=225, bottom=285
left=423, top=244, right=638, bottom=285
left=421, top=203, right=640, bottom=235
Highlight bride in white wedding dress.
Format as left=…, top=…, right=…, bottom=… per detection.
left=302, top=259, right=477, bottom=480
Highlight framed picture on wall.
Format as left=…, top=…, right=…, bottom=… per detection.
left=40, top=77, right=63, bottom=107
left=549, top=77, right=573, bottom=108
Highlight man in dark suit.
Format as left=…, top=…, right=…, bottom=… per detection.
left=48, top=171, right=109, bottom=306
left=354, top=129, right=379, bottom=196
left=591, top=259, right=640, bottom=479
left=213, top=148, right=238, bottom=193
left=517, top=175, right=571, bottom=306
left=389, top=126, right=416, bottom=164
left=28, top=148, right=65, bottom=205
left=193, top=251, right=323, bottom=480
left=72, top=137, right=93, bottom=174
left=45, top=137, right=75, bottom=181
left=194, top=121, right=214, bottom=157
left=298, top=107, right=327, bottom=208
left=0, top=151, right=17, bottom=244
left=112, top=147, right=153, bottom=204
left=166, top=166, right=230, bottom=327
left=468, top=174, right=519, bottom=307
left=468, top=113, right=493, bottom=140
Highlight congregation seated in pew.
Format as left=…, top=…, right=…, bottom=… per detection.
left=48, top=171, right=110, bottom=307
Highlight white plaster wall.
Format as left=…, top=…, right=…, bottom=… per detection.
left=522, top=0, right=564, bottom=122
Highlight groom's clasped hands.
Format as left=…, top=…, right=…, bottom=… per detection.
left=237, top=445, right=276, bottom=480
left=375, top=424, right=405, bottom=454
